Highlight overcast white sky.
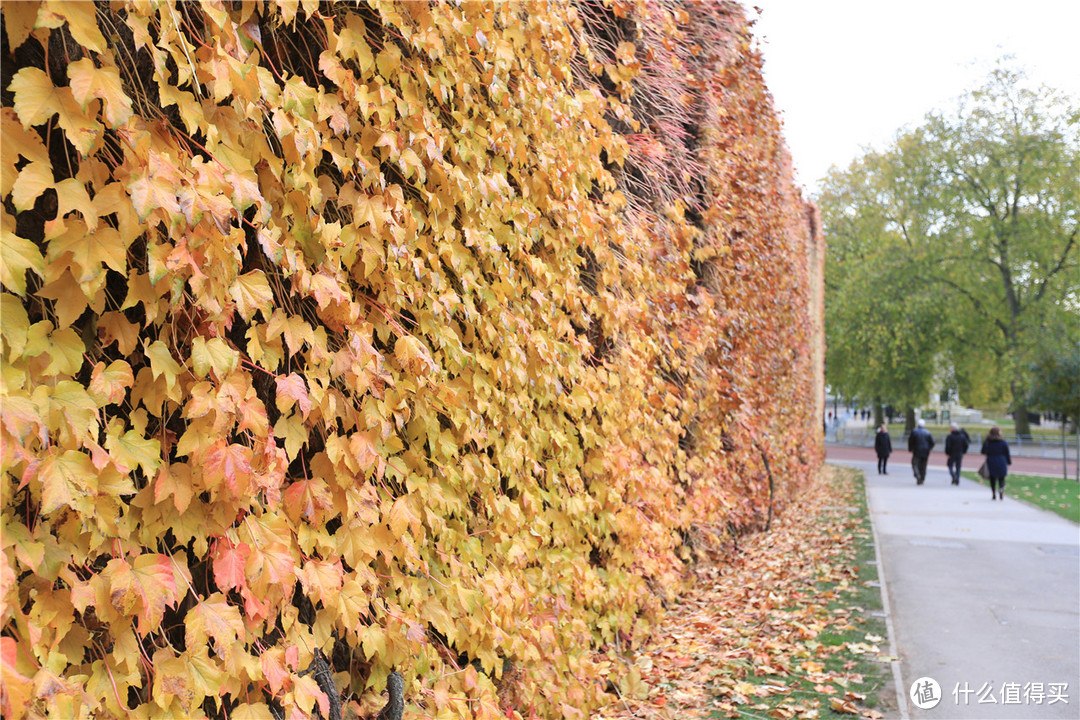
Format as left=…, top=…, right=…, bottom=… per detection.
left=748, top=0, right=1080, bottom=196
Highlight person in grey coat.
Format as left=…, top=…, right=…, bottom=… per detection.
left=908, top=419, right=935, bottom=485
left=980, top=425, right=1011, bottom=500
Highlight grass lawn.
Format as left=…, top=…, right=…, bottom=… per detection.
left=962, top=470, right=1080, bottom=523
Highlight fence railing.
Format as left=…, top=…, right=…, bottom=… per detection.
left=825, top=425, right=1080, bottom=460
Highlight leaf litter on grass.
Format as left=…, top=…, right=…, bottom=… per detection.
left=595, top=466, right=894, bottom=720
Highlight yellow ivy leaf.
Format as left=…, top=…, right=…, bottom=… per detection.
left=230, top=703, right=273, bottom=720
left=11, top=160, right=53, bottom=212
left=53, top=178, right=98, bottom=231
left=46, top=380, right=98, bottom=434
left=0, top=293, right=30, bottom=358
left=38, top=448, right=96, bottom=515
left=1, top=108, right=50, bottom=165
left=8, top=67, right=62, bottom=129
left=184, top=595, right=244, bottom=660
left=375, top=45, right=401, bottom=79
left=145, top=340, right=182, bottom=392
left=0, top=224, right=44, bottom=296
left=37, top=268, right=91, bottom=328
left=395, top=335, right=436, bottom=376
left=358, top=624, right=386, bottom=660
left=154, top=462, right=194, bottom=514
left=128, top=173, right=181, bottom=221
left=105, top=423, right=162, bottom=478
left=298, top=559, right=342, bottom=607
left=66, top=58, right=133, bottom=127
left=278, top=0, right=299, bottom=25
left=292, top=674, right=328, bottom=717
left=152, top=649, right=194, bottom=712
left=229, top=270, right=273, bottom=321
left=2, top=1, right=39, bottom=51
left=47, top=220, right=127, bottom=283
left=338, top=16, right=374, bottom=75
left=191, top=337, right=239, bottom=379
left=42, top=328, right=85, bottom=379
left=43, top=0, right=107, bottom=53
left=98, top=311, right=140, bottom=355
left=273, top=411, right=307, bottom=460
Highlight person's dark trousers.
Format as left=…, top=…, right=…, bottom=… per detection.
left=947, top=456, right=962, bottom=484
left=912, top=454, right=929, bottom=484
left=877, top=456, right=888, bottom=474
left=990, top=476, right=1006, bottom=499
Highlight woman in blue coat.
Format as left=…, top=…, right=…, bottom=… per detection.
left=980, top=426, right=1011, bottom=500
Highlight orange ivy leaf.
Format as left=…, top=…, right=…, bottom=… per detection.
left=0, top=637, right=32, bottom=717
left=154, top=462, right=194, bottom=514
left=212, top=540, right=250, bottom=593
left=98, top=311, right=140, bottom=355
left=106, top=554, right=181, bottom=634
left=203, top=440, right=254, bottom=496
left=275, top=373, right=311, bottom=418
left=88, top=360, right=133, bottom=405
left=282, top=476, right=332, bottom=525
left=260, top=647, right=291, bottom=695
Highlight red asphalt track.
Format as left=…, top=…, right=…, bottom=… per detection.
left=825, top=443, right=1078, bottom=478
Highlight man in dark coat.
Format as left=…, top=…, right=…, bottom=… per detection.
left=874, top=425, right=892, bottom=475
left=944, top=423, right=970, bottom=485
left=908, top=419, right=935, bottom=485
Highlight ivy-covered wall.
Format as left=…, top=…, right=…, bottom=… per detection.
left=0, top=2, right=822, bottom=718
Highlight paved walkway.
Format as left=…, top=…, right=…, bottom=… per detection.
left=827, top=449, right=1079, bottom=720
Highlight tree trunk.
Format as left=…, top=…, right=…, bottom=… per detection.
left=904, top=407, right=916, bottom=434
left=874, top=397, right=884, bottom=429
left=1063, top=421, right=1068, bottom=481
left=1013, top=403, right=1031, bottom=438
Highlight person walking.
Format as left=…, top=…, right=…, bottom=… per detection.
left=944, top=422, right=970, bottom=485
left=874, top=424, right=892, bottom=475
left=980, top=426, right=1011, bottom=500
left=908, top=419, right=935, bottom=485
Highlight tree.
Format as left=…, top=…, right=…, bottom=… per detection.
left=1028, top=348, right=1080, bottom=481
left=821, top=152, right=946, bottom=428
left=820, top=60, right=1079, bottom=434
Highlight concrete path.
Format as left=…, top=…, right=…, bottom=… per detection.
left=828, top=451, right=1080, bottom=720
